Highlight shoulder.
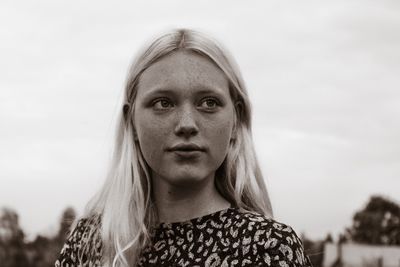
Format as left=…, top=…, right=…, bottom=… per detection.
left=230, top=208, right=313, bottom=266
left=55, top=215, right=102, bottom=267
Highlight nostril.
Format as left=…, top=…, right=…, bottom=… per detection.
left=175, top=125, right=198, bottom=137
left=174, top=120, right=198, bottom=137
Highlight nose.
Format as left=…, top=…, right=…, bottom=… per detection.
left=174, top=105, right=199, bottom=138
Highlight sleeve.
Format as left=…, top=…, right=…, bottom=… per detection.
left=253, top=222, right=313, bottom=267
left=55, top=218, right=102, bottom=267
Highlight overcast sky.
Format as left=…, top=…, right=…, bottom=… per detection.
left=1, top=0, right=399, bottom=240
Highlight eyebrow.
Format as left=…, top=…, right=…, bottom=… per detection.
left=142, top=86, right=228, bottom=99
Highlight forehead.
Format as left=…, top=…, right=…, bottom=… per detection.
left=137, top=50, right=230, bottom=97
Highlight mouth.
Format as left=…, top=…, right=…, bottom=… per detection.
left=171, top=150, right=203, bottom=159
left=166, top=143, right=206, bottom=152
left=166, top=143, right=206, bottom=159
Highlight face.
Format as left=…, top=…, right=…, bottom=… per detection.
left=133, top=50, right=235, bottom=187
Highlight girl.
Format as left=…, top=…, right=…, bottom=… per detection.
left=56, top=28, right=312, bottom=267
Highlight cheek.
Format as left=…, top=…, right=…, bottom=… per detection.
left=204, top=115, right=234, bottom=159
left=134, top=115, right=169, bottom=163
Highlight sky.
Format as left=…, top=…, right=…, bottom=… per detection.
left=0, top=0, right=399, bottom=241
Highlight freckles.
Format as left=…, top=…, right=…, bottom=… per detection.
left=140, top=117, right=169, bottom=136
left=210, top=117, right=233, bottom=134
left=206, top=122, right=232, bottom=148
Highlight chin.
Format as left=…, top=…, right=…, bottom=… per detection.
left=167, top=171, right=210, bottom=187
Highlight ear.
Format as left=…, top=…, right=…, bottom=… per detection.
left=230, top=101, right=242, bottom=142
left=132, top=126, right=139, bottom=142
left=122, top=103, right=131, bottom=120
left=125, top=104, right=138, bottom=142
left=233, top=100, right=243, bottom=132
left=130, top=115, right=139, bottom=142
left=231, top=121, right=237, bottom=141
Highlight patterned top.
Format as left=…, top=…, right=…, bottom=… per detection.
left=55, top=207, right=313, bottom=267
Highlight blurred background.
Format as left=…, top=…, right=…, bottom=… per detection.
left=0, top=0, right=399, bottom=266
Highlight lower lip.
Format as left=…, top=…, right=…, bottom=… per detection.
left=171, top=150, right=203, bottom=158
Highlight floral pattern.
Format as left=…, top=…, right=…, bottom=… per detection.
left=56, top=207, right=313, bottom=266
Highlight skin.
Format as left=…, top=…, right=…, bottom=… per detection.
left=134, top=50, right=235, bottom=223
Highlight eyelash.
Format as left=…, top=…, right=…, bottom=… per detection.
left=199, top=98, right=221, bottom=109
left=152, top=98, right=173, bottom=109
left=151, top=97, right=221, bottom=111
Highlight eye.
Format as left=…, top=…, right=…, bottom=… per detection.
left=152, top=99, right=173, bottom=110
left=199, top=98, right=220, bottom=110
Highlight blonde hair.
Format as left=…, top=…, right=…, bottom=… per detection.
left=81, top=28, right=273, bottom=267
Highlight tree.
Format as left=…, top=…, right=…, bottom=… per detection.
left=347, top=195, right=400, bottom=245
left=48, top=206, right=77, bottom=266
left=0, top=207, right=29, bottom=267
left=26, top=206, right=77, bottom=267
left=324, top=233, right=333, bottom=243
left=0, top=206, right=78, bottom=267
left=301, top=233, right=324, bottom=267
left=57, top=206, right=76, bottom=242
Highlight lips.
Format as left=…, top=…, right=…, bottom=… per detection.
left=166, top=143, right=206, bottom=159
left=166, top=143, right=206, bottom=152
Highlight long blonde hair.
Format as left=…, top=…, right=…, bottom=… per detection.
left=82, top=28, right=273, bottom=267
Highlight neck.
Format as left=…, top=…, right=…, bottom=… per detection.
left=151, top=172, right=231, bottom=223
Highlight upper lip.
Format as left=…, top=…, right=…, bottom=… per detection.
left=167, top=143, right=206, bottom=152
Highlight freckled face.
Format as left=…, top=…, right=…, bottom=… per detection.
left=134, top=51, right=235, bottom=186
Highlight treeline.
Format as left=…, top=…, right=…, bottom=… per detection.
left=302, top=195, right=400, bottom=267
left=1, top=195, right=399, bottom=267
left=0, top=207, right=76, bottom=267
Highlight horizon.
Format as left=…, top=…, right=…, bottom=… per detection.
left=3, top=193, right=400, bottom=242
